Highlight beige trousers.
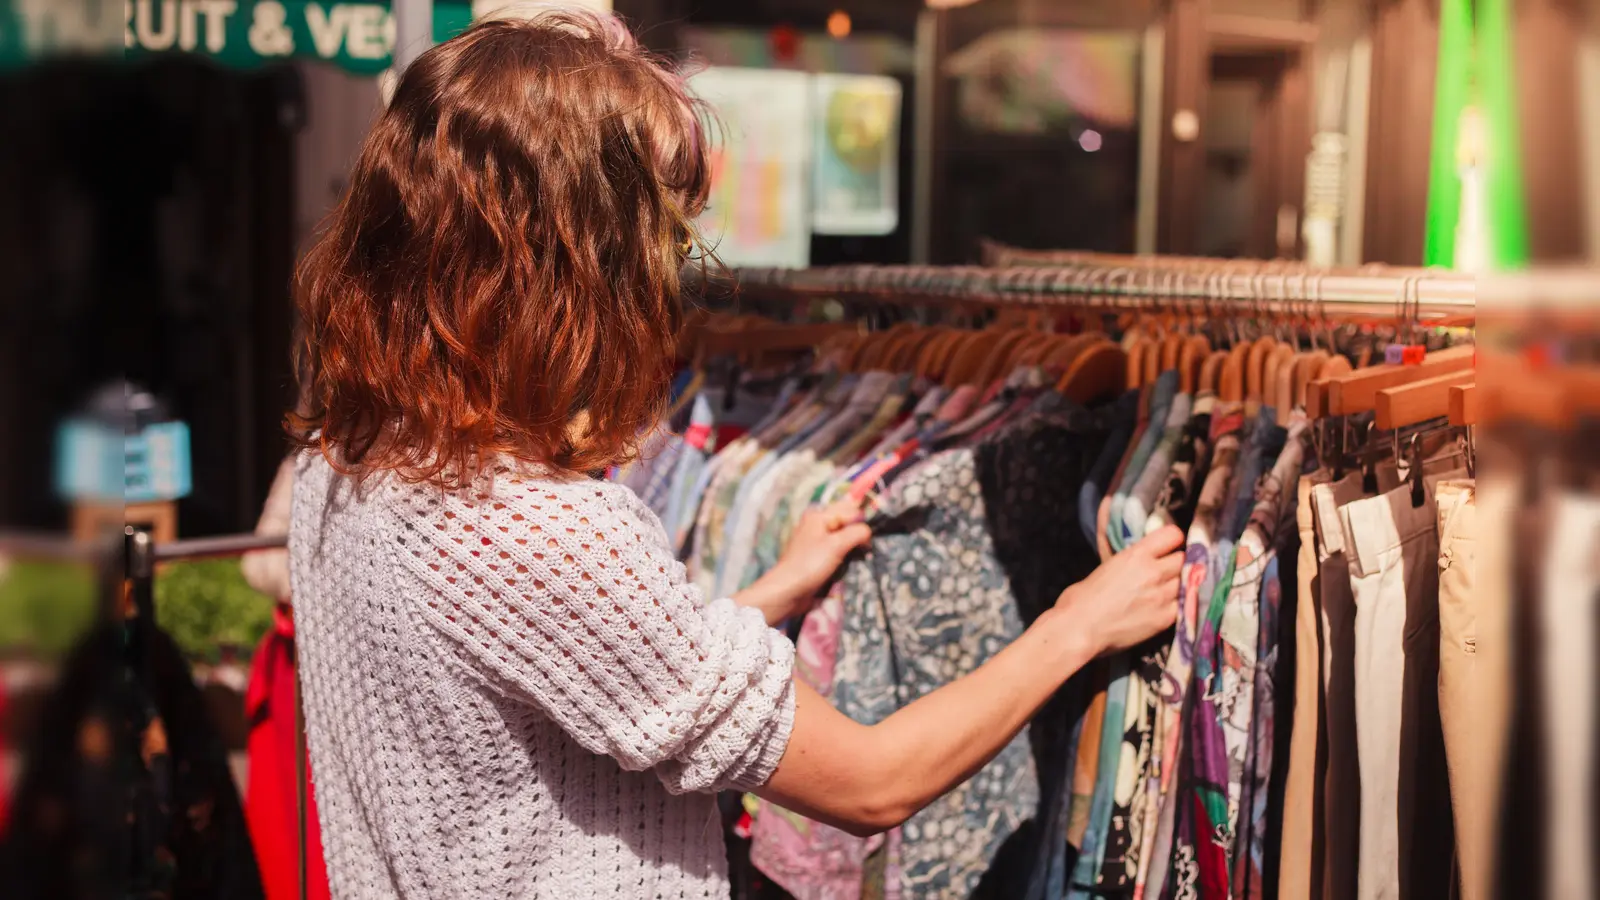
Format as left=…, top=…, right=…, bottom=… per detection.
left=1278, top=472, right=1326, bottom=900
left=1434, top=481, right=1487, bottom=900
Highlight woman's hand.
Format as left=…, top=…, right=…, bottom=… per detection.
left=733, top=500, right=873, bottom=626
left=1051, top=524, right=1185, bottom=656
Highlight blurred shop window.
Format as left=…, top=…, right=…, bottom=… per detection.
left=935, top=25, right=1142, bottom=260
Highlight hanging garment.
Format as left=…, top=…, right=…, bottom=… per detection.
left=830, top=398, right=1105, bottom=899
left=749, top=585, right=898, bottom=900
left=245, top=605, right=330, bottom=900
left=1277, top=471, right=1327, bottom=900
left=1308, top=469, right=1376, bottom=900
left=1098, top=390, right=1202, bottom=897
left=1091, top=385, right=1151, bottom=557
left=1111, top=373, right=1179, bottom=553
left=1122, top=390, right=1195, bottom=544
left=1065, top=665, right=1110, bottom=868
left=1071, top=386, right=1163, bottom=898
left=1230, top=423, right=1308, bottom=900
left=1339, top=470, right=1464, bottom=900
left=1472, top=473, right=1517, bottom=900
left=1143, top=401, right=1244, bottom=900
left=1242, top=552, right=1286, bottom=900
left=1079, top=389, right=1141, bottom=547
left=827, top=378, right=918, bottom=466
left=0, top=615, right=265, bottom=899
left=1216, top=418, right=1289, bottom=871
left=1540, top=492, right=1600, bottom=900
left=1144, top=392, right=1217, bottom=538
left=1095, top=639, right=1168, bottom=895
left=720, top=374, right=889, bottom=595
left=1070, top=653, right=1130, bottom=900
left=662, top=393, right=720, bottom=548
left=1434, top=480, right=1489, bottom=900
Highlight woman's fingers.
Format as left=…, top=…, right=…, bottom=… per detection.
left=1135, top=524, right=1185, bottom=558
left=822, top=499, right=865, bottom=530
left=832, top=522, right=873, bottom=551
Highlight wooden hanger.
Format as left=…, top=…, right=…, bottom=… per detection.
left=973, top=329, right=1035, bottom=386
left=1120, top=321, right=1149, bottom=352
left=1292, top=350, right=1330, bottom=409
left=910, top=331, right=942, bottom=379
left=1326, top=344, right=1475, bottom=417
left=1200, top=349, right=1230, bottom=394
left=1264, top=343, right=1296, bottom=412
left=1375, top=369, right=1476, bottom=430
left=1317, top=355, right=1354, bottom=380
left=927, top=328, right=975, bottom=380
left=1245, top=335, right=1278, bottom=410
left=1013, top=332, right=1061, bottom=367
left=1160, top=330, right=1185, bottom=372
left=1135, top=324, right=1161, bottom=382
left=1219, top=342, right=1250, bottom=403
left=931, top=329, right=975, bottom=379
left=1058, top=340, right=1129, bottom=404
left=1124, top=340, right=1147, bottom=390
left=1178, top=334, right=1212, bottom=393
left=842, top=327, right=888, bottom=372
left=1045, top=332, right=1099, bottom=373
left=1142, top=336, right=1163, bottom=384
left=893, top=327, right=947, bottom=373
left=944, top=330, right=1010, bottom=387
left=1448, top=383, right=1478, bottom=426
left=1305, top=380, right=1331, bottom=419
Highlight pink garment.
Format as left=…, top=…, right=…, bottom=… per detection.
left=750, top=587, right=901, bottom=899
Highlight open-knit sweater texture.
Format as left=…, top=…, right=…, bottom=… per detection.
left=288, top=452, right=797, bottom=898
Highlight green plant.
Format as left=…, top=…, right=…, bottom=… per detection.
left=0, top=560, right=97, bottom=657
left=0, top=558, right=274, bottom=663
left=153, top=559, right=276, bottom=663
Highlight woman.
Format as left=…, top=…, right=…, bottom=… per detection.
left=288, top=9, right=1183, bottom=899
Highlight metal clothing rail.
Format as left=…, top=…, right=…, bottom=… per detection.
left=153, top=532, right=287, bottom=562
left=725, top=260, right=1479, bottom=321
left=0, top=529, right=287, bottom=564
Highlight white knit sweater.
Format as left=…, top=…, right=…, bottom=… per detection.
left=288, top=452, right=797, bottom=899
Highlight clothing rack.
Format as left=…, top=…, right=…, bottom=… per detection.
left=723, top=259, right=1478, bottom=320
left=117, top=528, right=304, bottom=900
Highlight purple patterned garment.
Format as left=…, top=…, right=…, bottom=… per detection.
left=1230, top=420, right=1309, bottom=899
left=1142, top=404, right=1244, bottom=900
left=1233, top=553, right=1281, bottom=900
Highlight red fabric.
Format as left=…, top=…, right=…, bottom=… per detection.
left=246, top=605, right=331, bottom=900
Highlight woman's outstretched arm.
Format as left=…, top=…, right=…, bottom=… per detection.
left=753, top=525, right=1184, bottom=837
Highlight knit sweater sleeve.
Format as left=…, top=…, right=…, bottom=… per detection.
left=394, top=473, right=796, bottom=795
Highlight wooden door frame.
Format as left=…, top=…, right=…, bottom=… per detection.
left=1157, top=0, right=1316, bottom=257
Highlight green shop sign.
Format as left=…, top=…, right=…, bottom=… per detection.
left=1, top=0, right=477, bottom=75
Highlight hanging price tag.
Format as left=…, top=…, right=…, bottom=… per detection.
left=1385, top=344, right=1427, bottom=365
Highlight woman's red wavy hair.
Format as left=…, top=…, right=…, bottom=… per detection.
left=290, top=9, right=711, bottom=487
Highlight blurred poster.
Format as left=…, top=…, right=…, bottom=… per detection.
left=943, top=30, right=1138, bottom=135
left=811, top=74, right=901, bottom=236
left=688, top=66, right=812, bottom=268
